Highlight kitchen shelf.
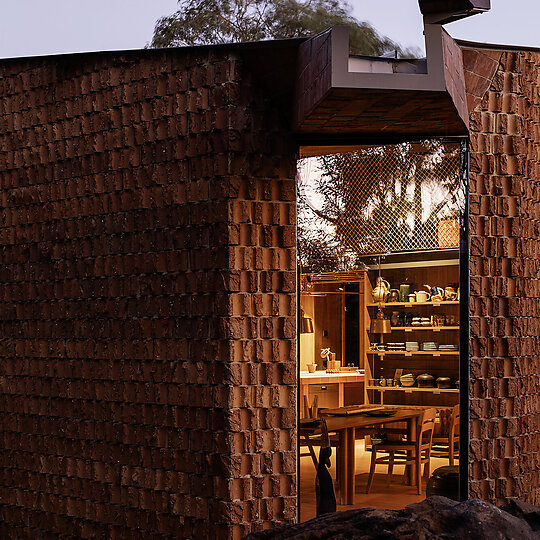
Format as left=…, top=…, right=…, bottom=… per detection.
left=366, top=386, right=459, bottom=394
left=387, top=326, right=460, bottom=331
left=364, top=264, right=460, bottom=408
left=366, top=301, right=459, bottom=307
left=368, top=351, right=459, bottom=356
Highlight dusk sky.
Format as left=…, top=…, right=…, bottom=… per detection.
left=0, top=1, right=538, bottom=59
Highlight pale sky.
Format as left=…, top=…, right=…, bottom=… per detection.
left=351, top=0, right=540, bottom=55
left=0, top=0, right=538, bottom=59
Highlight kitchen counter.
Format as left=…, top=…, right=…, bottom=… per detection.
left=300, top=370, right=365, bottom=414
left=300, top=370, right=364, bottom=383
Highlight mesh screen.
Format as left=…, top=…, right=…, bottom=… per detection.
left=297, top=141, right=464, bottom=272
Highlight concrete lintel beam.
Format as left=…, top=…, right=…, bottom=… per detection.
left=330, top=24, right=445, bottom=92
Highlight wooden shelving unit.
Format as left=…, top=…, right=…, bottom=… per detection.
left=364, top=258, right=461, bottom=407
left=366, top=301, right=459, bottom=307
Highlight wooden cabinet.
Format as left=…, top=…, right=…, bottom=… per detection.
left=307, top=383, right=339, bottom=409
left=299, top=372, right=365, bottom=417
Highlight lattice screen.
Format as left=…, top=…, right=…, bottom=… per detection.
left=297, top=141, right=464, bottom=272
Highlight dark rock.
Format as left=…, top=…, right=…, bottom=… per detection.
left=244, top=496, right=540, bottom=539
left=501, top=499, right=540, bottom=534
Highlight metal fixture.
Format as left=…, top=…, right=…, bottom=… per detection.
left=300, top=310, right=314, bottom=334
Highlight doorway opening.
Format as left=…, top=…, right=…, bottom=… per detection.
left=297, top=139, right=468, bottom=520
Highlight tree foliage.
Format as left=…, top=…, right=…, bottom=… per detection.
left=297, top=142, right=463, bottom=272
left=150, top=0, right=417, bottom=58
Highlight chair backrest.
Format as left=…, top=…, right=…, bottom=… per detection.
left=418, top=408, right=437, bottom=449
left=303, top=394, right=319, bottom=419
left=449, top=404, right=460, bottom=441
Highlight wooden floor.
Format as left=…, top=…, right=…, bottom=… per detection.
left=299, top=440, right=449, bottom=521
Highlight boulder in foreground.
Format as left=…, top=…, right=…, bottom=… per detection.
left=245, top=496, right=540, bottom=539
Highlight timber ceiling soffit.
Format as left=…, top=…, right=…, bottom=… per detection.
left=294, top=0, right=492, bottom=137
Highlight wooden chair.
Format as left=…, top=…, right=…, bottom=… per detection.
left=366, top=408, right=437, bottom=495
left=299, top=396, right=340, bottom=470
left=303, top=394, right=319, bottom=420
left=431, top=404, right=460, bottom=465
left=300, top=395, right=320, bottom=468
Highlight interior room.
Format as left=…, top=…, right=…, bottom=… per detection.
left=297, top=141, right=464, bottom=520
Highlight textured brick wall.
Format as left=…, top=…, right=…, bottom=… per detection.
left=466, top=47, right=540, bottom=506
left=0, top=48, right=296, bottom=538
left=222, top=53, right=297, bottom=537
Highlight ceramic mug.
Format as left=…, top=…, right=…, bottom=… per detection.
left=444, top=287, right=458, bottom=301
left=307, top=363, right=316, bottom=373
left=408, top=293, right=416, bottom=303
left=415, top=291, right=431, bottom=302
left=388, top=289, right=400, bottom=302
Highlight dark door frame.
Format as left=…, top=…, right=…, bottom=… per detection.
left=458, top=137, right=470, bottom=501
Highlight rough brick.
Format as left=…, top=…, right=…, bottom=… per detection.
left=0, top=47, right=297, bottom=538
left=467, top=45, right=540, bottom=507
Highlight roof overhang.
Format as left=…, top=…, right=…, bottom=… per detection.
left=294, top=22, right=470, bottom=140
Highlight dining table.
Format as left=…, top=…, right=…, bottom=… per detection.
left=316, top=406, right=425, bottom=505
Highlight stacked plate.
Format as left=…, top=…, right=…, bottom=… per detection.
left=387, top=342, right=406, bottom=351
left=412, top=317, right=431, bottom=326
left=421, top=341, right=438, bottom=351
left=439, top=344, right=458, bottom=351
left=406, top=341, right=419, bottom=351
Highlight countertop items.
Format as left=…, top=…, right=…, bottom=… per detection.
left=406, top=341, right=419, bottom=351
left=436, top=376, right=453, bottom=389
left=439, top=344, right=458, bottom=351
left=369, top=279, right=459, bottom=304
left=370, top=373, right=458, bottom=390
left=417, top=373, right=436, bottom=388
left=400, top=374, right=416, bottom=387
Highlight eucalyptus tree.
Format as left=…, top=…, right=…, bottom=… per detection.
left=150, top=0, right=417, bottom=58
